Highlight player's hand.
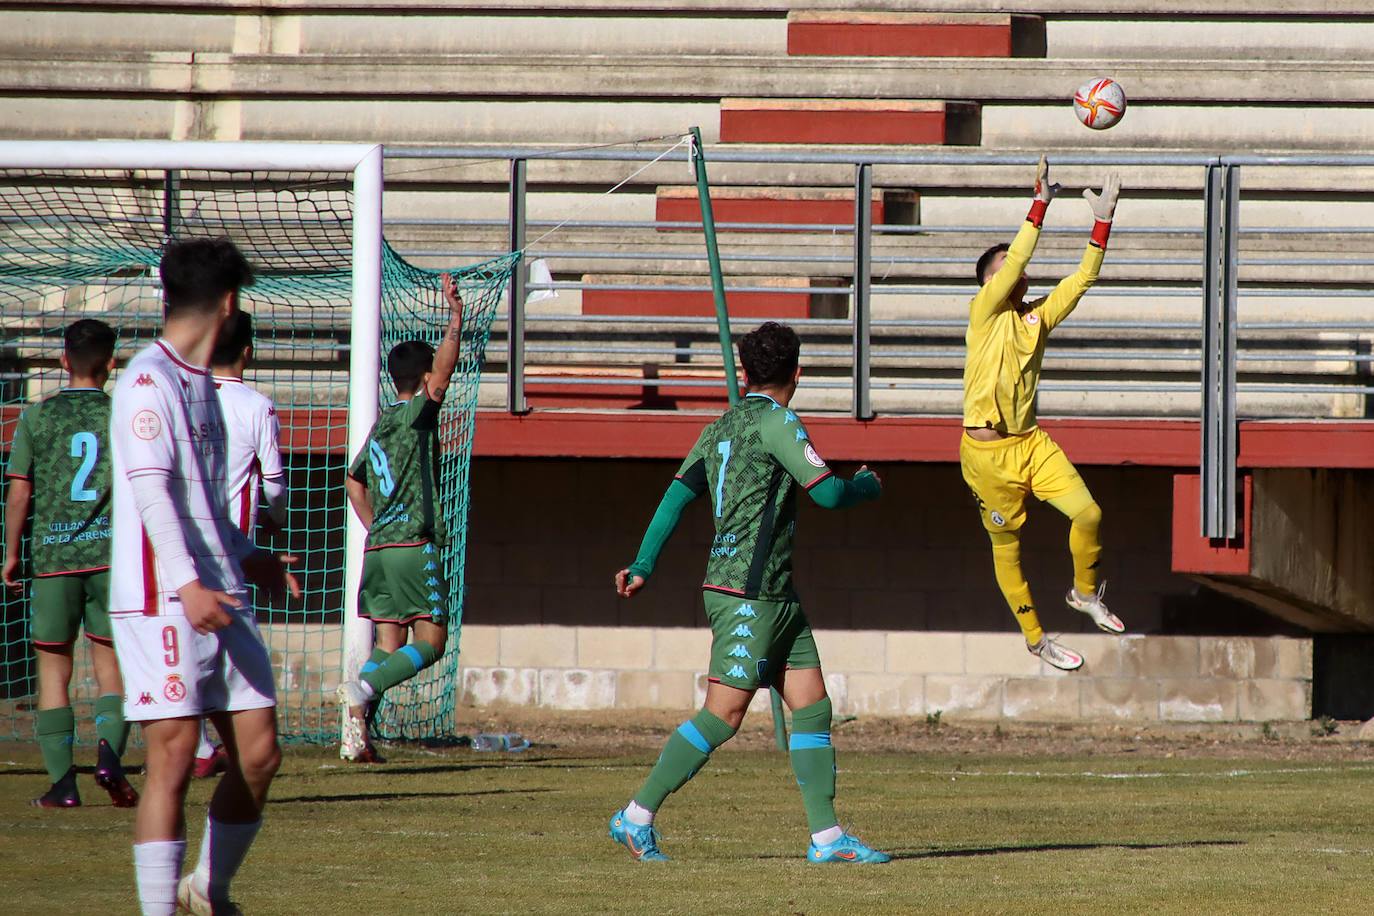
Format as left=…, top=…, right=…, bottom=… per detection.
left=441, top=272, right=465, bottom=320
left=1034, top=155, right=1060, bottom=203
left=2, top=555, right=22, bottom=591
left=242, top=550, right=302, bottom=600
left=178, top=580, right=240, bottom=634
left=855, top=464, right=882, bottom=488
left=1083, top=173, right=1121, bottom=222
left=615, top=568, right=645, bottom=599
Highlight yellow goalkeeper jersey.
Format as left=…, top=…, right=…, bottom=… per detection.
left=962, top=220, right=1104, bottom=435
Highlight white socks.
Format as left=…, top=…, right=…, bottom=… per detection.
left=195, top=724, right=216, bottom=759
left=191, top=815, right=262, bottom=908
left=812, top=825, right=844, bottom=846
left=624, top=800, right=655, bottom=826
left=133, top=839, right=186, bottom=916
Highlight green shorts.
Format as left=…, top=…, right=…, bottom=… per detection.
left=30, top=570, right=112, bottom=646
left=703, top=591, right=820, bottom=690
left=359, top=543, right=448, bottom=626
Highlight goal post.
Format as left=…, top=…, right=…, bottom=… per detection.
left=0, top=141, right=514, bottom=743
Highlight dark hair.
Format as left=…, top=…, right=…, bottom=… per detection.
left=976, top=243, right=1011, bottom=285
left=210, top=310, right=254, bottom=368
left=159, top=236, right=254, bottom=317
left=64, top=318, right=116, bottom=377
left=387, top=339, right=435, bottom=394
left=738, top=321, right=800, bottom=388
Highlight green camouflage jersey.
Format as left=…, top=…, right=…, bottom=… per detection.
left=675, top=393, right=836, bottom=600
left=5, top=388, right=113, bottom=576
left=348, top=392, right=446, bottom=549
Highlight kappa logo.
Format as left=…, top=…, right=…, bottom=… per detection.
left=134, top=374, right=156, bottom=387
left=134, top=692, right=156, bottom=706
left=731, top=624, right=755, bottom=638
left=725, top=664, right=748, bottom=679
left=1014, top=604, right=1035, bottom=617
left=163, top=674, right=187, bottom=703
left=734, top=603, right=758, bottom=618
left=727, top=644, right=752, bottom=659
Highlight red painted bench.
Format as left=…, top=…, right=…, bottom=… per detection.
left=787, top=11, right=1045, bottom=59
left=720, top=98, right=980, bottom=146
left=654, top=186, right=918, bottom=231
left=579, top=274, right=847, bottom=319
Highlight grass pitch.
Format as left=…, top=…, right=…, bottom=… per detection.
left=2, top=725, right=1372, bottom=915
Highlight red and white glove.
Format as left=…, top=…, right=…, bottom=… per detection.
left=1083, top=173, right=1121, bottom=247
left=1027, top=155, right=1059, bottom=227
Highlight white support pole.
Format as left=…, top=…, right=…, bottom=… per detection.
left=342, top=144, right=384, bottom=682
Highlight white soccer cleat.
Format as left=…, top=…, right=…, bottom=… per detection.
left=1065, top=582, right=1125, bottom=634
left=177, top=873, right=242, bottom=916
left=1028, top=636, right=1084, bottom=671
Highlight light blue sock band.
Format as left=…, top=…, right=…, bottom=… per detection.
left=789, top=731, right=832, bottom=750
left=676, top=720, right=711, bottom=754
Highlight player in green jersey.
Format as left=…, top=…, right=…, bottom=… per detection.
left=608, top=321, right=889, bottom=864
left=337, top=272, right=465, bottom=761
left=3, top=319, right=139, bottom=808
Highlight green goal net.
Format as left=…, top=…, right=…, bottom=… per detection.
left=0, top=161, right=515, bottom=745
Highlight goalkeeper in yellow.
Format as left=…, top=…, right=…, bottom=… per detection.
left=960, top=156, right=1125, bottom=671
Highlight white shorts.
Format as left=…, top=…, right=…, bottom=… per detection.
left=112, top=606, right=276, bottom=722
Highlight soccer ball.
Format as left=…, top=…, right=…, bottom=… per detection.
left=1073, top=78, right=1126, bottom=130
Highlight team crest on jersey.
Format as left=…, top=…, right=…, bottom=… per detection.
left=134, top=373, right=156, bottom=387
left=163, top=674, right=187, bottom=703
left=804, top=443, right=825, bottom=468
left=989, top=510, right=1006, bottom=527
left=132, top=409, right=162, bottom=440
left=1024, top=313, right=1040, bottom=325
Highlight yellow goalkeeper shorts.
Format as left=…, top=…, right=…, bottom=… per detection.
left=959, top=427, right=1086, bottom=533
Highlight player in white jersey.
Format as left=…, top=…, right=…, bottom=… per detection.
left=189, top=311, right=289, bottom=780
left=109, top=236, right=299, bottom=916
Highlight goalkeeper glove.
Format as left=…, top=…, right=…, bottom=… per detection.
left=1083, top=174, right=1122, bottom=247
left=1027, top=155, right=1059, bottom=226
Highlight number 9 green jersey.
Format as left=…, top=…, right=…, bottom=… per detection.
left=5, top=389, right=113, bottom=576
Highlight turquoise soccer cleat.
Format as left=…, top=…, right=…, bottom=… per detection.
left=807, top=832, right=891, bottom=864
left=608, top=808, right=669, bottom=862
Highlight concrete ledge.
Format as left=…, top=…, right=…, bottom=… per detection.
left=655, top=186, right=918, bottom=231
left=453, top=625, right=1314, bottom=723
left=787, top=11, right=1044, bottom=59
left=720, top=98, right=981, bottom=146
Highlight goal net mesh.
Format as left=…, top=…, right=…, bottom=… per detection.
left=0, top=167, right=516, bottom=744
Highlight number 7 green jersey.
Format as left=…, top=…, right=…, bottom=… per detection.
left=4, top=388, right=113, bottom=576
left=675, top=392, right=835, bottom=600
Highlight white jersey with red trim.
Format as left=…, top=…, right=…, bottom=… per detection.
left=213, top=375, right=286, bottom=535
left=109, top=339, right=252, bottom=616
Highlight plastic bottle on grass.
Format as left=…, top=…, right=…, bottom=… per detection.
left=471, top=733, right=529, bottom=752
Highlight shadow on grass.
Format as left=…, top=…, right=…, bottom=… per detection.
left=892, top=839, right=1244, bottom=860
left=271, top=786, right=555, bottom=804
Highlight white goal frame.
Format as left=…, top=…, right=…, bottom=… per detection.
left=0, top=140, right=383, bottom=683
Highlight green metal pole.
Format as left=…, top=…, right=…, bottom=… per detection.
left=689, top=126, right=740, bottom=406
left=690, top=126, right=787, bottom=751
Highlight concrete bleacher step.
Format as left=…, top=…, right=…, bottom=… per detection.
left=653, top=186, right=919, bottom=231
left=786, top=11, right=1045, bottom=59
left=720, top=98, right=981, bottom=146
left=579, top=274, right=848, bottom=318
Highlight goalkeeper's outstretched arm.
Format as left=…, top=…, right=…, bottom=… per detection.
left=1040, top=173, right=1123, bottom=331
left=614, top=479, right=698, bottom=598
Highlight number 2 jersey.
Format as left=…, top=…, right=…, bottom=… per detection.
left=108, top=340, right=255, bottom=616
left=4, top=388, right=112, bottom=576
left=676, top=392, right=835, bottom=600
left=347, top=391, right=446, bottom=550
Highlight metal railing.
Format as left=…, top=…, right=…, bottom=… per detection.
left=385, top=146, right=1374, bottom=537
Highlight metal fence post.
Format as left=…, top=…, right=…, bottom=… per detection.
left=853, top=162, right=873, bottom=420
left=1201, top=163, right=1239, bottom=538
left=507, top=157, right=528, bottom=414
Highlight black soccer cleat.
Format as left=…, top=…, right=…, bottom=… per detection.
left=32, top=766, right=81, bottom=808
left=93, top=738, right=140, bottom=808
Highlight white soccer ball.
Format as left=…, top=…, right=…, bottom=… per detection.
left=1073, top=78, right=1127, bottom=130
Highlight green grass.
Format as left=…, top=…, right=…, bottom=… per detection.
left=3, top=740, right=1373, bottom=915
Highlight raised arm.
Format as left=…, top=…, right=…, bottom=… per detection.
left=970, top=156, right=1060, bottom=323
left=423, top=272, right=466, bottom=402
left=1039, top=173, right=1122, bottom=331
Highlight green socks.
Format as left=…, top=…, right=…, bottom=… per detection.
left=789, top=697, right=838, bottom=833
left=37, top=705, right=75, bottom=782
left=94, top=693, right=130, bottom=756
left=633, top=708, right=737, bottom=812
left=361, top=640, right=440, bottom=696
